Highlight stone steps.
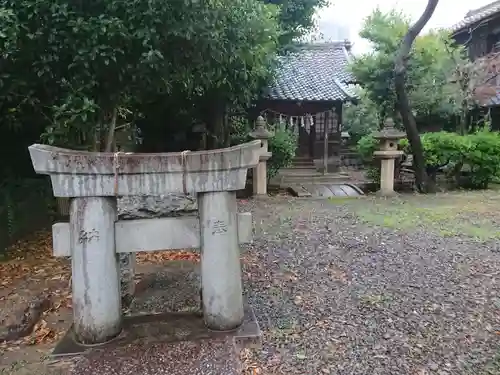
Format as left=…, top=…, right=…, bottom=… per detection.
left=289, top=165, right=315, bottom=170
left=290, top=157, right=315, bottom=168
left=291, top=162, right=315, bottom=168
left=277, top=172, right=351, bottom=185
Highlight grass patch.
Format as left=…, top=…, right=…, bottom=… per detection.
left=340, top=191, right=500, bottom=241
left=327, top=196, right=363, bottom=204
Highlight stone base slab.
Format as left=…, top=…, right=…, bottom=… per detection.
left=51, top=304, right=261, bottom=358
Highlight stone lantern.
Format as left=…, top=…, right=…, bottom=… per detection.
left=341, top=131, right=350, bottom=146
left=372, top=118, right=406, bottom=196
left=249, top=116, right=272, bottom=195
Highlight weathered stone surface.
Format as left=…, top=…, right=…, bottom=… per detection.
left=28, top=141, right=262, bottom=197
left=30, top=141, right=261, bottom=174
left=29, top=141, right=258, bottom=344
left=52, top=213, right=252, bottom=257
left=199, top=191, right=244, bottom=330
left=119, top=253, right=136, bottom=308
left=117, top=194, right=197, bottom=220
left=70, top=197, right=122, bottom=344
left=116, top=194, right=197, bottom=307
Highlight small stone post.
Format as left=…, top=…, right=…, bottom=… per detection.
left=373, top=118, right=406, bottom=196
left=199, top=191, right=244, bottom=330
left=249, top=116, right=272, bottom=196
left=70, top=197, right=122, bottom=344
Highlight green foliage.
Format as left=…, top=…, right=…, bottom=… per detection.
left=399, top=132, right=466, bottom=169
left=356, top=133, right=380, bottom=162
left=229, top=116, right=252, bottom=146
left=0, top=0, right=327, bottom=154
left=350, top=8, right=467, bottom=122
left=406, top=130, right=500, bottom=188
left=356, top=133, right=383, bottom=182
left=0, top=0, right=324, bottom=250
left=229, top=118, right=297, bottom=179
left=463, top=130, right=500, bottom=188
left=267, top=126, right=298, bottom=179
left=0, top=0, right=281, bottom=149
left=361, top=130, right=500, bottom=189
left=343, top=88, right=381, bottom=141
left=261, top=0, right=328, bottom=47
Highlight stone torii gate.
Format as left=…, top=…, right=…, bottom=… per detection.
left=29, top=140, right=264, bottom=345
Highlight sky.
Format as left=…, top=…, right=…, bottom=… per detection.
left=316, top=0, right=495, bottom=54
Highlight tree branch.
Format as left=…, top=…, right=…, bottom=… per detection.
left=394, top=0, right=439, bottom=75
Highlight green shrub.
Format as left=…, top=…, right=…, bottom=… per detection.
left=267, top=126, right=298, bottom=179
left=356, top=133, right=379, bottom=163
left=356, top=134, right=383, bottom=182
left=399, top=132, right=466, bottom=169
left=343, top=89, right=380, bottom=143
left=463, top=130, right=500, bottom=188
left=363, top=130, right=500, bottom=189
left=229, top=118, right=298, bottom=180
left=402, top=130, right=500, bottom=188
left=399, top=131, right=468, bottom=183
left=228, top=116, right=252, bottom=146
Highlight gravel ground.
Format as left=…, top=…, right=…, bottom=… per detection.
left=70, top=339, right=241, bottom=375
left=239, top=195, right=500, bottom=375
left=4, top=193, right=500, bottom=375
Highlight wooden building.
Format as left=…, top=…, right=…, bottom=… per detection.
left=452, top=1, right=500, bottom=60
left=257, top=41, right=357, bottom=171
left=452, top=1, right=500, bottom=117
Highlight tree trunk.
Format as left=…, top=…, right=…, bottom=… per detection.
left=105, top=108, right=118, bottom=152
left=203, top=97, right=225, bottom=150
left=223, top=110, right=231, bottom=147
left=394, top=0, right=439, bottom=193
left=457, top=98, right=468, bottom=135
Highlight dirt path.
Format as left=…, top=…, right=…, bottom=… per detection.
left=240, top=193, right=500, bottom=375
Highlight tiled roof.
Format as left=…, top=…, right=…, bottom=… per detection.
left=265, top=41, right=357, bottom=102
left=451, top=1, right=500, bottom=35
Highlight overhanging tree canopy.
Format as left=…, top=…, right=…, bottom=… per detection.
left=349, top=8, right=467, bottom=122
left=0, top=0, right=282, bottom=150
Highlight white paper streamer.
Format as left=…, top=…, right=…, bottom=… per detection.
left=259, top=109, right=339, bottom=134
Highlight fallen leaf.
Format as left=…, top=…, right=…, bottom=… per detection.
left=136, top=250, right=200, bottom=264
left=295, top=352, right=307, bottom=360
